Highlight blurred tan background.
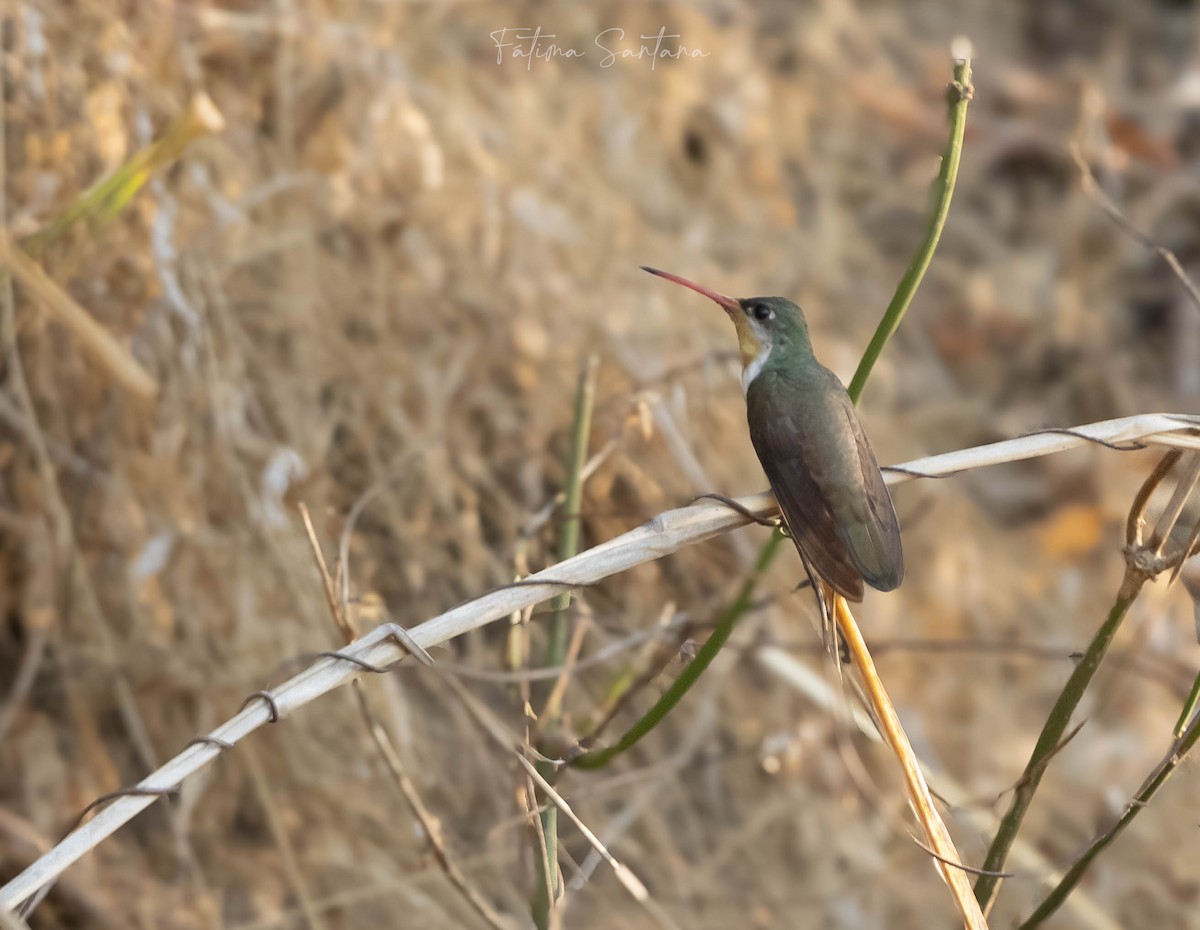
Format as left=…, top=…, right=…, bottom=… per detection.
left=2, top=1, right=1200, bottom=928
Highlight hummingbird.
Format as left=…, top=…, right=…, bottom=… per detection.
left=643, top=267, right=903, bottom=602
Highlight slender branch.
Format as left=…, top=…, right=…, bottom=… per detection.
left=0, top=237, right=158, bottom=400
left=847, top=52, right=974, bottom=403
left=1018, top=712, right=1200, bottom=928
left=1069, top=144, right=1200, bottom=318
left=973, top=451, right=1186, bottom=912
left=299, top=506, right=513, bottom=930
left=443, top=676, right=681, bottom=930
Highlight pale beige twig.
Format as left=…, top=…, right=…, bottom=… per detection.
left=522, top=771, right=556, bottom=930
left=909, top=836, right=1014, bottom=879
left=299, top=504, right=353, bottom=640
left=532, top=605, right=592, bottom=741
left=1150, top=454, right=1200, bottom=557
left=4, top=412, right=1199, bottom=912
left=0, top=236, right=157, bottom=400
left=354, top=691, right=515, bottom=930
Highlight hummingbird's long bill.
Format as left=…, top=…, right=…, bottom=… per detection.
left=640, top=266, right=741, bottom=313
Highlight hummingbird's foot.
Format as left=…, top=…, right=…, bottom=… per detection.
left=693, top=492, right=779, bottom=528
left=835, top=630, right=851, bottom=665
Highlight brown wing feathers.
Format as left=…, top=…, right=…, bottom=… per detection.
left=747, top=388, right=867, bottom=601
left=746, top=373, right=902, bottom=600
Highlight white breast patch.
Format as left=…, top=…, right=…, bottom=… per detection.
left=741, top=346, right=772, bottom=395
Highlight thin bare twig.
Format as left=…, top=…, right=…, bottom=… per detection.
left=1071, top=143, right=1200, bottom=317
left=335, top=454, right=423, bottom=611
left=1149, top=454, right=1200, bottom=556
left=240, top=743, right=327, bottom=930
left=0, top=235, right=158, bottom=400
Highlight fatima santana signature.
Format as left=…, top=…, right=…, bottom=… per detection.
left=490, top=27, right=711, bottom=70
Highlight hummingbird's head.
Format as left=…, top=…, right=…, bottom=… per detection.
left=641, top=267, right=811, bottom=386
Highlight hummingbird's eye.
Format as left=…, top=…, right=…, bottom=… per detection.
left=750, top=302, right=773, bottom=322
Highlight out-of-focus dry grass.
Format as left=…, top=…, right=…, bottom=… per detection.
left=2, top=2, right=1200, bottom=928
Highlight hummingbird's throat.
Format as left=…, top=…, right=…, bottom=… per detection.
left=733, top=317, right=770, bottom=392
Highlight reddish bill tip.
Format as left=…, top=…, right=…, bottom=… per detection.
left=640, top=266, right=740, bottom=313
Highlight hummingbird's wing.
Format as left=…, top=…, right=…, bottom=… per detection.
left=745, top=370, right=903, bottom=600
left=746, top=383, right=867, bottom=601
left=837, top=393, right=904, bottom=592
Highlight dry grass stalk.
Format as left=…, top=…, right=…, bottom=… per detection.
left=3, top=411, right=1199, bottom=913
left=832, top=593, right=988, bottom=929
left=298, top=505, right=514, bottom=930
left=351, top=688, right=514, bottom=930
left=0, top=236, right=158, bottom=400
left=239, top=742, right=328, bottom=930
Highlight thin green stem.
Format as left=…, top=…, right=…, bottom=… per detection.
left=532, top=356, right=597, bottom=929
left=571, top=531, right=784, bottom=771
left=1173, top=669, right=1200, bottom=738
left=568, top=50, right=973, bottom=773
left=974, top=450, right=1182, bottom=912
left=543, top=357, right=598, bottom=688
left=847, top=57, right=972, bottom=404
left=973, top=574, right=1147, bottom=912
left=1018, top=713, right=1200, bottom=928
